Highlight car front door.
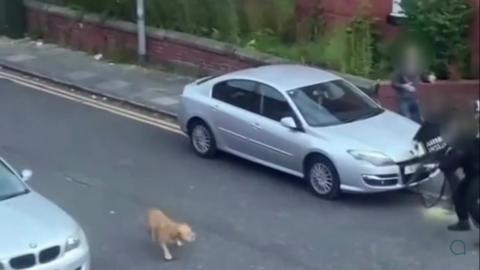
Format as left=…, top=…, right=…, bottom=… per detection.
left=248, top=84, right=307, bottom=174
left=210, top=80, right=261, bottom=157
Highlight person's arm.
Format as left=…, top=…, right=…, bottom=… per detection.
left=391, top=72, right=415, bottom=92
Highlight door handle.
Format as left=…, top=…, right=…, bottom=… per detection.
left=252, top=122, right=262, bottom=129
left=211, top=104, right=219, bottom=111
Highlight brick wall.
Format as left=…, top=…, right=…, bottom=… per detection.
left=379, top=81, right=480, bottom=112
left=146, top=38, right=254, bottom=75
left=27, top=8, right=257, bottom=76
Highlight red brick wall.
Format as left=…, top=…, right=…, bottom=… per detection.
left=379, top=81, right=480, bottom=111
left=147, top=38, right=253, bottom=74
left=27, top=9, right=256, bottom=76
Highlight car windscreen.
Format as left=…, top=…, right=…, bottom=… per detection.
left=0, top=161, right=27, bottom=200
left=287, top=80, right=383, bottom=127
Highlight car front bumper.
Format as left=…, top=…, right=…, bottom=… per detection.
left=339, top=159, right=441, bottom=193
left=0, top=238, right=90, bottom=270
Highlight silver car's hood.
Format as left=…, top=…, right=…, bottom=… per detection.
left=0, top=191, right=77, bottom=258
left=320, top=110, right=420, bottom=162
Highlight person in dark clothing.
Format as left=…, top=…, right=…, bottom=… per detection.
left=391, top=46, right=436, bottom=123
left=430, top=100, right=480, bottom=231
left=440, top=141, right=478, bottom=231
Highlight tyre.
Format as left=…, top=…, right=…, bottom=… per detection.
left=188, top=120, right=217, bottom=158
left=305, top=156, right=341, bottom=199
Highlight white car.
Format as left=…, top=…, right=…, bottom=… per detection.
left=178, top=65, right=439, bottom=199
left=0, top=157, right=90, bottom=270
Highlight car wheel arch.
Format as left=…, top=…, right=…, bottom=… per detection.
left=303, top=152, right=339, bottom=176
left=186, top=116, right=207, bottom=135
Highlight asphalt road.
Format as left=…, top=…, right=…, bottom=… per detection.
left=1, top=78, right=478, bottom=270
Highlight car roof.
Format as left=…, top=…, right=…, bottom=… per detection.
left=215, top=64, right=341, bottom=92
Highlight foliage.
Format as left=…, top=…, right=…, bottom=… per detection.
left=237, top=0, right=295, bottom=42
left=65, top=0, right=136, bottom=21
left=402, top=0, right=473, bottom=79
left=345, top=10, right=376, bottom=77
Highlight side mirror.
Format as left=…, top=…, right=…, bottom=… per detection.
left=20, top=169, right=33, bottom=182
left=280, top=117, right=297, bottom=130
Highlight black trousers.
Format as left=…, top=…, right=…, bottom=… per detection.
left=440, top=150, right=471, bottom=221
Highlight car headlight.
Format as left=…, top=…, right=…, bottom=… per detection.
left=65, top=229, right=82, bottom=253
left=348, top=150, right=395, bottom=166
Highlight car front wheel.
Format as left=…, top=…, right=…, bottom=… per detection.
left=306, top=156, right=340, bottom=199
left=189, top=120, right=217, bottom=158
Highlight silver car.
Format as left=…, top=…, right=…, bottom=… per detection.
left=178, top=65, right=439, bottom=199
left=0, top=157, right=90, bottom=270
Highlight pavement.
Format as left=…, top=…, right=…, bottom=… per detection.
left=1, top=72, right=479, bottom=270
left=0, top=37, right=193, bottom=117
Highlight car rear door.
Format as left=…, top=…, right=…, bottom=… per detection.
left=210, top=80, right=261, bottom=157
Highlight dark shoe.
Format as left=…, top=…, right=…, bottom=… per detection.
left=447, top=220, right=471, bottom=231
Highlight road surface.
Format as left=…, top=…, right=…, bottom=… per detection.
left=0, top=77, right=478, bottom=270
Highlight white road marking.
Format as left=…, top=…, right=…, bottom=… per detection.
left=5, top=54, right=36, bottom=62
left=0, top=71, right=185, bottom=136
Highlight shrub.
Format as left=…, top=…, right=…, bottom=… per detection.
left=402, top=0, right=474, bottom=79
left=345, top=14, right=376, bottom=77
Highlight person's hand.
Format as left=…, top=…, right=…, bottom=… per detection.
left=428, top=73, right=437, bottom=83
left=403, top=82, right=415, bottom=92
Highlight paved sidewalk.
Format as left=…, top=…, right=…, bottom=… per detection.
left=0, top=37, right=193, bottom=116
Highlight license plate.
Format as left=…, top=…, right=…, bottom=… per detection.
left=404, top=164, right=420, bottom=174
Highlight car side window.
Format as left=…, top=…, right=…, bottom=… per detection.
left=212, top=80, right=260, bottom=113
left=259, top=84, right=294, bottom=121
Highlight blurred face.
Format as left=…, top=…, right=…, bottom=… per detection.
left=405, top=47, right=418, bottom=62
left=404, top=46, right=421, bottom=73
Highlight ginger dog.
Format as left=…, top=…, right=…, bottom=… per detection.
left=147, top=208, right=196, bottom=261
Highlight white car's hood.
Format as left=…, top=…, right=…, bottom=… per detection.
left=320, top=110, right=420, bottom=162
left=0, top=191, right=77, bottom=259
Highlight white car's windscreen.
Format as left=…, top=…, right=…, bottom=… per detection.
left=0, top=162, right=28, bottom=200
